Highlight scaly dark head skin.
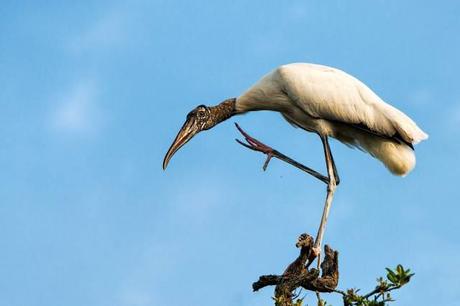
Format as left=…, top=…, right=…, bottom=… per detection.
left=162, top=98, right=236, bottom=170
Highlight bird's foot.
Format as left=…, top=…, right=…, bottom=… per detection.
left=235, top=123, right=276, bottom=171
left=306, top=245, right=321, bottom=268
left=311, top=246, right=321, bottom=259
left=234, top=123, right=330, bottom=184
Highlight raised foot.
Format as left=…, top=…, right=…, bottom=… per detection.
left=234, top=123, right=330, bottom=184
left=235, top=122, right=276, bottom=170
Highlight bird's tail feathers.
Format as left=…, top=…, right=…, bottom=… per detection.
left=360, top=136, right=416, bottom=176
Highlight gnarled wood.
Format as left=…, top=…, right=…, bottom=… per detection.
left=252, top=233, right=339, bottom=306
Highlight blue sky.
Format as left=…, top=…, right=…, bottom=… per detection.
left=1, top=1, right=459, bottom=305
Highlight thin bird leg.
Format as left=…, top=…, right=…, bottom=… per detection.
left=308, top=135, right=338, bottom=269
left=329, top=147, right=340, bottom=186
left=234, top=123, right=329, bottom=185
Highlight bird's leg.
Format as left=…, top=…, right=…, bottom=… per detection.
left=308, top=135, right=338, bottom=269
left=234, top=123, right=339, bottom=268
left=234, top=123, right=329, bottom=185
left=329, top=145, right=340, bottom=186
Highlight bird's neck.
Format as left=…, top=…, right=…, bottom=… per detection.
left=208, top=98, right=237, bottom=126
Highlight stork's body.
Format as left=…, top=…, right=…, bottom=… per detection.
left=163, top=62, right=428, bottom=265
left=236, top=63, right=427, bottom=175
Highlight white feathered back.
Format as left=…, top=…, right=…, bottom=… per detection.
left=276, top=63, right=428, bottom=144
left=236, top=63, right=428, bottom=175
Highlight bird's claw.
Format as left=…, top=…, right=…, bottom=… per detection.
left=262, top=153, right=273, bottom=171
left=311, top=246, right=321, bottom=259
left=235, top=123, right=276, bottom=171
left=306, top=245, right=322, bottom=268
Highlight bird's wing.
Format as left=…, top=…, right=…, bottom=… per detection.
left=277, top=63, right=428, bottom=144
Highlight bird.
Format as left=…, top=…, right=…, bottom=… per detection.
left=162, top=62, right=428, bottom=263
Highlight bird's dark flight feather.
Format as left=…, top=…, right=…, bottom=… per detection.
left=282, top=113, right=414, bottom=150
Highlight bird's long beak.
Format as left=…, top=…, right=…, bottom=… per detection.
left=163, top=117, right=199, bottom=170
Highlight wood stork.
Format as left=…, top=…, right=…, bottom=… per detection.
left=162, top=63, right=428, bottom=263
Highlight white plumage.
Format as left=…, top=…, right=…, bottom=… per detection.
left=236, top=63, right=428, bottom=175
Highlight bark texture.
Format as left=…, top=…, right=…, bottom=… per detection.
left=252, top=233, right=339, bottom=306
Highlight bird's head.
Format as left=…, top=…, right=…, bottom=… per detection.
left=163, top=99, right=236, bottom=170
left=163, top=105, right=212, bottom=170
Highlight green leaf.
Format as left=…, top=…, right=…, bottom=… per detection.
left=386, top=268, right=398, bottom=283
left=396, top=264, right=404, bottom=275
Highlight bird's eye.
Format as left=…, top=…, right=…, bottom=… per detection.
left=197, top=110, right=206, bottom=119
